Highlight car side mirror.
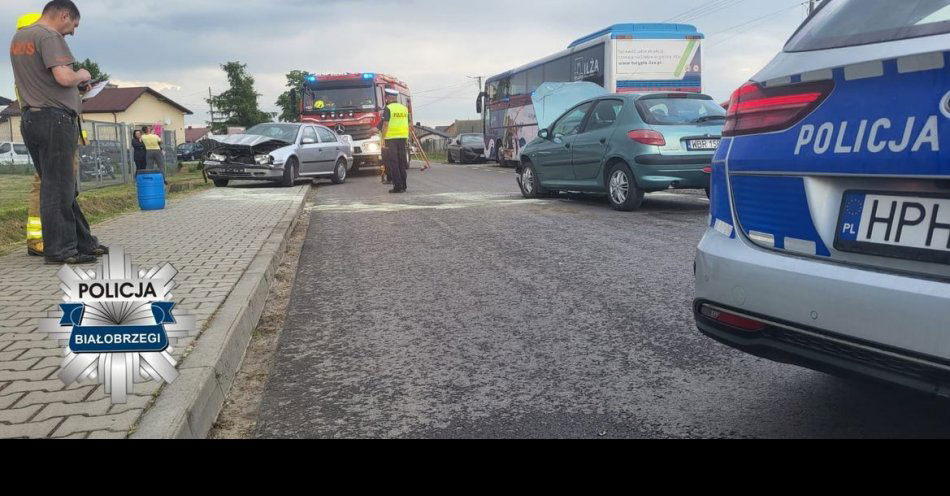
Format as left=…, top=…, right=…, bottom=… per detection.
left=302, top=137, right=317, bottom=145
left=538, top=129, right=550, bottom=140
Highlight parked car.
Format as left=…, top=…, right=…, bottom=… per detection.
left=0, top=141, right=31, bottom=166
left=447, top=133, right=485, bottom=164
left=517, top=92, right=724, bottom=210
left=176, top=142, right=205, bottom=162
left=204, top=123, right=353, bottom=187
left=695, top=0, right=950, bottom=396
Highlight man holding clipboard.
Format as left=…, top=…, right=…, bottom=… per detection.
left=10, top=1, right=106, bottom=264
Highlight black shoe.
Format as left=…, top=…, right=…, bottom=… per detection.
left=396, top=188, right=407, bottom=194
left=44, top=254, right=97, bottom=265
left=389, top=188, right=400, bottom=193
left=84, top=246, right=109, bottom=257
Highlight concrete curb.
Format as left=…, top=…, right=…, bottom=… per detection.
left=131, top=185, right=309, bottom=439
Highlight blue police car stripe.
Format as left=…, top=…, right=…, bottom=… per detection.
left=729, top=175, right=831, bottom=257
left=730, top=50, right=948, bottom=177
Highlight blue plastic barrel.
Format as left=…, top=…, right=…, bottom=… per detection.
left=136, top=170, right=165, bottom=211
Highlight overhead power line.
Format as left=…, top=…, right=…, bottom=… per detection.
left=665, top=0, right=750, bottom=23
left=706, top=1, right=808, bottom=47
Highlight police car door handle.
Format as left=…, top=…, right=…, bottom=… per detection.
left=564, top=143, right=571, bottom=149
left=599, top=138, right=607, bottom=144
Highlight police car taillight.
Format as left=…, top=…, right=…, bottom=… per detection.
left=723, top=81, right=833, bottom=137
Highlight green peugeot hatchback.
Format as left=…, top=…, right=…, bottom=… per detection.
left=517, top=92, right=725, bottom=211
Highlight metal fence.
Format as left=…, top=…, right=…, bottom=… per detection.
left=0, top=120, right=179, bottom=192
left=420, top=138, right=450, bottom=155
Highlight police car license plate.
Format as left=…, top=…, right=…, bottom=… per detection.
left=835, top=191, right=950, bottom=264
left=686, top=139, right=720, bottom=151
left=226, top=167, right=245, bottom=174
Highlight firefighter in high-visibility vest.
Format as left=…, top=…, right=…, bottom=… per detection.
left=380, top=88, right=410, bottom=193
left=16, top=11, right=97, bottom=259
left=16, top=13, right=44, bottom=256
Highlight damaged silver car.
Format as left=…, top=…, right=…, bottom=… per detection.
left=203, top=123, right=353, bottom=188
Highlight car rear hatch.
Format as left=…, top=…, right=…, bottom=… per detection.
left=633, top=93, right=724, bottom=167
left=721, top=0, right=950, bottom=282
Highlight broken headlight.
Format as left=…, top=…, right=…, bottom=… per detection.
left=255, top=154, right=274, bottom=166
left=208, top=152, right=227, bottom=162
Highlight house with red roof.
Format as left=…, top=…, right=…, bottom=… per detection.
left=0, top=87, right=192, bottom=144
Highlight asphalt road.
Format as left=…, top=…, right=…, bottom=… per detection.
left=255, top=162, right=950, bottom=439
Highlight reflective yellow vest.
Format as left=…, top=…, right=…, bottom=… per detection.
left=384, top=103, right=410, bottom=140
left=14, top=13, right=41, bottom=105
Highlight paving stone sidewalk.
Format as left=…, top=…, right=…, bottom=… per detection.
left=0, top=183, right=308, bottom=439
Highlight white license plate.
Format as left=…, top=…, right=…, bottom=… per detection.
left=687, top=139, right=720, bottom=151
left=836, top=191, right=950, bottom=264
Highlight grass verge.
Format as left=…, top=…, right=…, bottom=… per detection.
left=0, top=170, right=211, bottom=256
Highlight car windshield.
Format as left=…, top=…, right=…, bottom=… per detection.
left=786, top=0, right=950, bottom=51
left=461, top=135, right=483, bottom=145
left=635, top=96, right=726, bottom=126
left=305, top=87, right=377, bottom=111
left=245, top=124, right=300, bottom=143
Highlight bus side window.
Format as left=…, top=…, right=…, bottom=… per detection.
left=510, top=72, right=527, bottom=96
left=544, top=57, right=571, bottom=83
left=497, top=78, right=511, bottom=100
left=487, top=81, right=499, bottom=102
left=526, top=66, right=543, bottom=93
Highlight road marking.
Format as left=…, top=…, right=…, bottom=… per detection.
left=308, top=192, right=550, bottom=214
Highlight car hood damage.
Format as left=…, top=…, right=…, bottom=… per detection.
left=207, top=134, right=291, bottom=157
left=532, top=82, right=608, bottom=130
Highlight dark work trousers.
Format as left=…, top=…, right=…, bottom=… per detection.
left=385, top=138, right=409, bottom=190
left=21, top=109, right=98, bottom=259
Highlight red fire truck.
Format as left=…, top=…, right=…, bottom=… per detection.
left=300, top=72, right=412, bottom=171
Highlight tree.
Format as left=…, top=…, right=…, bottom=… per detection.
left=74, top=58, right=109, bottom=80
left=276, top=70, right=308, bottom=122
left=206, top=62, right=272, bottom=133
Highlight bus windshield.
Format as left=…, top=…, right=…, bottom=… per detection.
left=305, top=87, right=377, bottom=111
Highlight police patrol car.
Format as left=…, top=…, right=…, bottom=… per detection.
left=694, top=0, right=950, bottom=396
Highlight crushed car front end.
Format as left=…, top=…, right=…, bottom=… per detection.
left=203, top=134, right=293, bottom=182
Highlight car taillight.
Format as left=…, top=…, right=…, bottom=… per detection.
left=723, top=80, right=834, bottom=137
left=628, top=130, right=666, bottom=146
left=700, top=305, right=767, bottom=332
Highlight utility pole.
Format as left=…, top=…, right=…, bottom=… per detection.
left=208, top=87, right=216, bottom=133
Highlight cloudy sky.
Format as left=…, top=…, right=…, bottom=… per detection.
left=1, top=0, right=816, bottom=128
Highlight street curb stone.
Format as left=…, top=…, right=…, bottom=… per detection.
left=131, top=185, right=309, bottom=439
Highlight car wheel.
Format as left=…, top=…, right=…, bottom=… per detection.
left=331, top=158, right=347, bottom=184
left=280, top=157, right=298, bottom=187
left=607, top=162, right=644, bottom=212
left=518, top=160, right=546, bottom=199
left=213, top=179, right=229, bottom=187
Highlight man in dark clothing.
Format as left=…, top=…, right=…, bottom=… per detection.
left=10, top=1, right=105, bottom=264
left=379, top=88, right=410, bottom=193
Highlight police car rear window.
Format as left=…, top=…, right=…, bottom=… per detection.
left=785, top=0, right=950, bottom=52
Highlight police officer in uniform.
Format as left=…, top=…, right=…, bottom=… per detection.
left=380, top=88, right=410, bottom=193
